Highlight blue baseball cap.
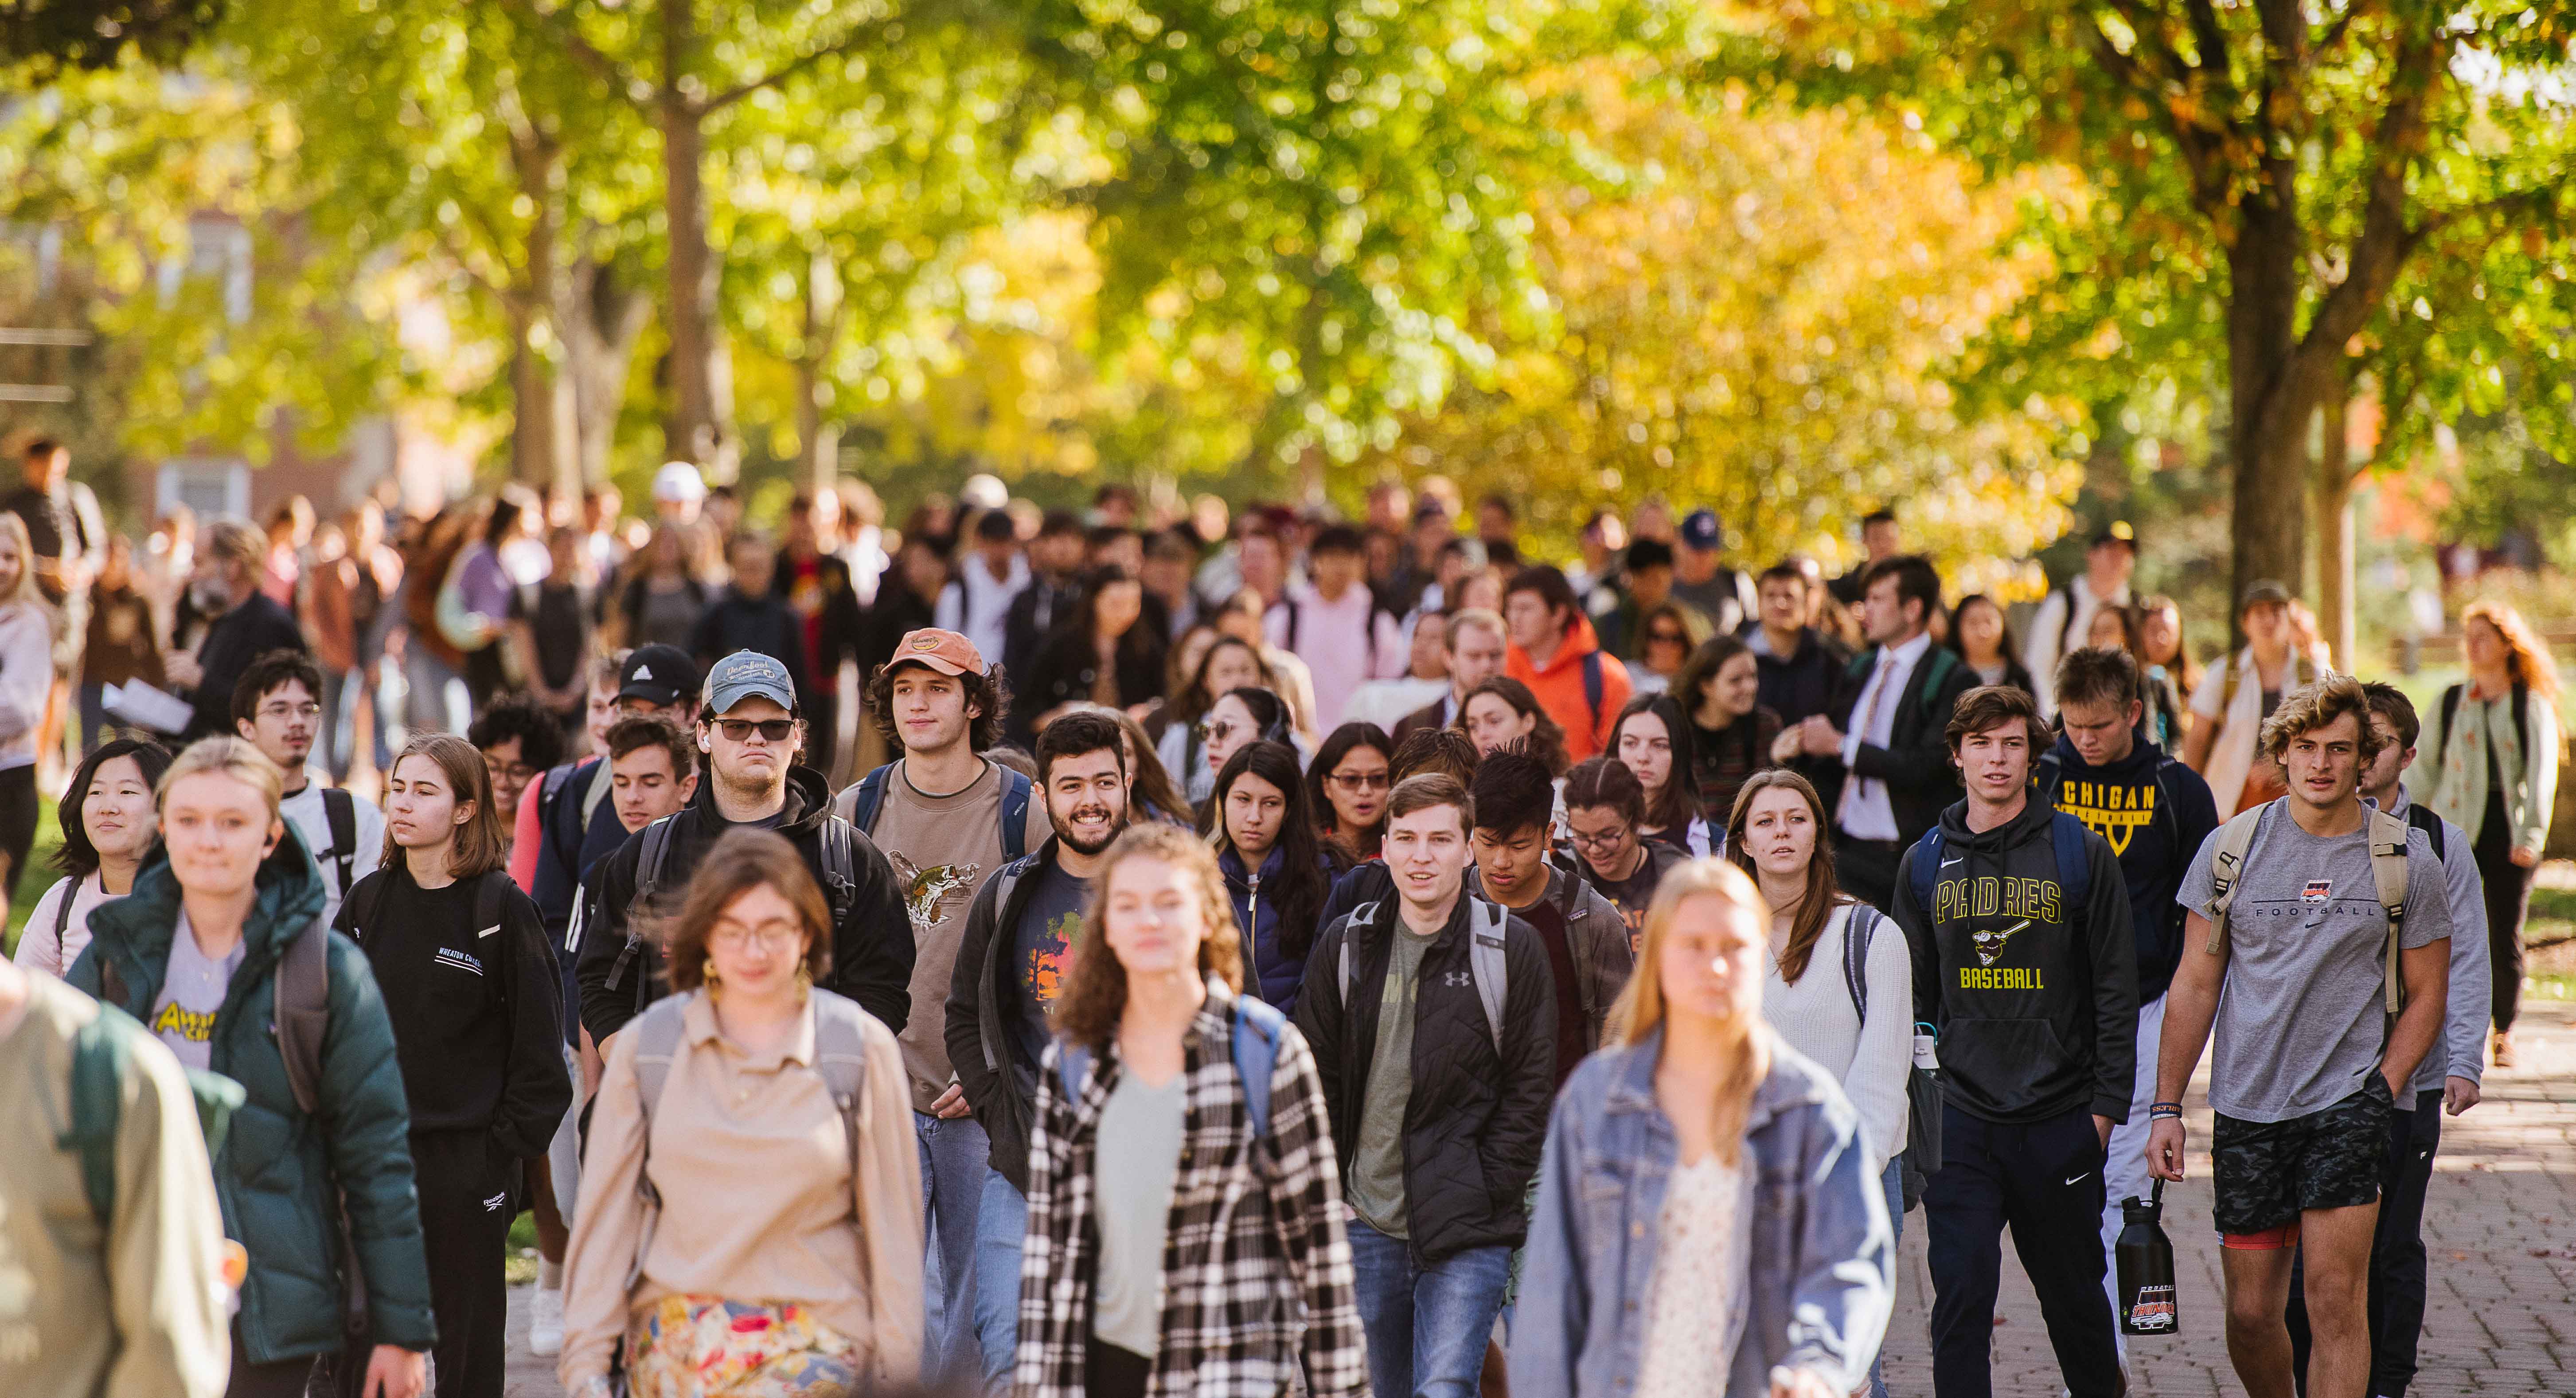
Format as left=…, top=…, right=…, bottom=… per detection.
left=702, top=650, right=798, bottom=715
left=1679, top=508, right=1723, bottom=551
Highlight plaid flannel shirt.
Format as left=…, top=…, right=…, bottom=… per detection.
left=1014, top=983, right=1371, bottom=1398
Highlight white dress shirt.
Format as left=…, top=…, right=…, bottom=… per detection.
left=1836, top=630, right=1932, bottom=842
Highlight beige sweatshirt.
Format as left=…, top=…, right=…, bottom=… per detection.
left=0, top=975, right=232, bottom=1398
left=559, top=989, right=924, bottom=1391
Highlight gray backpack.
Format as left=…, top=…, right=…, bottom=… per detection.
left=1338, top=898, right=1509, bottom=1050
left=623, top=987, right=874, bottom=1289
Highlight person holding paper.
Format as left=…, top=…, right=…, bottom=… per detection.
left=161, top=519, right=304, bottom=742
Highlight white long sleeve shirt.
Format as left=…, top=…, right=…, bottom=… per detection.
left=1763, top=903, right=1914, bottom=1172
left=0, top=600, right=51, bottom=773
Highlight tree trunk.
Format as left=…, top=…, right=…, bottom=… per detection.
left=559, top=249, right=654, bottom=488
left=2225, top=194, right=2314, bottom=635
left=2312, top=388, right=2357, bottom=670
left=658, top=0, right=735, bottom=479
left=799, top=248, right=840, bottom=491
left=508, top=130, right=579, bottom=498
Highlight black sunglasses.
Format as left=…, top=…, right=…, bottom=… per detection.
left=714, top=718, right=797, bottom=743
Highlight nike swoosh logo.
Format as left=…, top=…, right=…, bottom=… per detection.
left=1940, top=857, right=1965, bottom=868
left=2064, top=1172, right=2090, bottom=1186
left=478, top=925, right=500, bottom=939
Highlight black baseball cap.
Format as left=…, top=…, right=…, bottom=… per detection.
left=617, top=644, right=702, bottom=707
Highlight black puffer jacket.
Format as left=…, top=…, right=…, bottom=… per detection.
left=575, top=765, right=913, bottom=1043
left=1295, top=893, right=1557, bottom=1266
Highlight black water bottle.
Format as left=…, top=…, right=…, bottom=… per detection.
left=2116, top=1178, right=2178, bottom=1336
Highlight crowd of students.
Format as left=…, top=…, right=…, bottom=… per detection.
left=0, top=455, right=2563, bottom=1398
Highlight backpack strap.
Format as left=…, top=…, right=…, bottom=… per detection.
left=1840, top=903, right=1877, bottom=1023
left=820, top=818, right=859, bottom=928
left=1468, top=900, right=1507, bottom=1054
left=848, top=764, right=894, bottom=835
left=2404, top=801, right=2447, bottom=863
left=321, top=788, right=356, bottom=898
left=63, top=1008, right=134, bottom=1221
left=1055, top=1039, right=1093, bottom=1110
left=999, top=767, right=1034, bottom=863
left=1338, top=901, right=1381, bottom=1008
left=808, top=992, right=871, bottom=1191
left=2436, top=684, right=2462, bottom=758
left=49, top=874, right=79, bottom=952
left=1232, top=996, right=1285, bottom=1142
left=274, top=918, right=333, bottom=1118
left=2032, top=750, right=2061, bottom=805
left=2366, top=806, right=2412, bottom=1017
left=1906, top=826, right=1945, bottom=914
left=1581, top=650, right=1605, bottom=729
left=625, top=994, right=693, bottom=1292
left=2203, top=802, right=2270, bottom=957
left=2048, top=809, right=2093, bottom=914
left=1917, top=646, right=1961, bottom=704
left=475, top=869, right=508, bottom=943
left=607, top=817, right=679, bottom=995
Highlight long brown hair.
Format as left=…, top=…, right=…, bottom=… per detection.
left=382, top=734, right=509, bottom=879
left=2463, top=599, right=2563, bottom=706
left=1053, top=824, right=1245, bottom=1050
left=661, top=828, right=835, bottom=993
left=1455, top=676, right=1569, bottom=777
left=1723, top=769, right=1845, bottom=984
left=1603, top=857, right=1772, bottom=1166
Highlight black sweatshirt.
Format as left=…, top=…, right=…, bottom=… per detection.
left=337, top=865, right=571, bottom=1157
left=2032, top=731, right=2221, bottom=1004
left=1890, top=797, right=2138, bottom=1125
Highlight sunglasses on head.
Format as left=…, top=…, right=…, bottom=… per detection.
left=715, top=718, right=797, bottom=743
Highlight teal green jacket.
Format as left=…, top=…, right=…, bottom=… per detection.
left=67, top=822, right=437, bottom=1363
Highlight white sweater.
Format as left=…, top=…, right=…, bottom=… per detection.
left=0, top=600, right=50, bottom=773
left=1762, top=902, right=1913, bottom=1173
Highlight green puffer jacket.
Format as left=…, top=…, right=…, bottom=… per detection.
left=67, top=821, right=437, bottom=1364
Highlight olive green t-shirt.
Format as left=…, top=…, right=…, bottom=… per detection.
left=1347, top=925, right=1437, bottom=1238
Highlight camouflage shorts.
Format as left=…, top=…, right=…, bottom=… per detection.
left=2211, top=1074, right=2393, bottom=1236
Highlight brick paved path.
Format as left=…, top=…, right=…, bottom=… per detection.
left=503, top=1001, right=2576, bottom=1396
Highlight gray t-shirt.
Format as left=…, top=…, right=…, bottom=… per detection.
left=150, top=914, right=242, bottom=1072
left=1347, top=925, right=1436, bottom=1238
left=1091, top=1070, right=1187, bottom=1357
left=2178, top=805, right=2451, bottom=1123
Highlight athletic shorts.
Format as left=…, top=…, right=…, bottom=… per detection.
left=2211, top=1074, right=2392, bottom=1240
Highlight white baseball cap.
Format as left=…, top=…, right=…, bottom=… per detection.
left=652, top=461, right=707, bottom=504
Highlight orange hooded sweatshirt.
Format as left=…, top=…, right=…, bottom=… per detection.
left=1506, top=613, right=1632, bottom=763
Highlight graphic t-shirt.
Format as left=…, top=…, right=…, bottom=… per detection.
left=1348, top=924, right=1434, bottom=1239
left=2178, top=805, right=2451, bottom=1123
left=855, top=760, right=1055, bottom=1111
left=151, top=914, right=242, bottom=1072
left=1585, top=854, right=1666, bottom=954
left=1012, top=864, right=1093, bottom=1070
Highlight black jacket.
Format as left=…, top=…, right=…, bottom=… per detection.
left=1754, top=626, right=1851, bottom=729
left=188, top=591, right=306, bottom=738
left=691, top=588, right=813, bottom=697
left=1002, top=575, right=1081, bottom=688
left=1013, top=627, right=1167, bottom=734
left=946, top=836, right=1073, bottom=1193
left=1823, top=641, right=1976, bottom=846
left=1294, top=893, right=1557, bottom=1266
left=1890, top=797, right=2138, bottom=1125
left=2032, top=731, right=2220, bottom=1005
left=336, top=866, right=571, bottom=1159
left=575, top=766, right=913, bottom=1043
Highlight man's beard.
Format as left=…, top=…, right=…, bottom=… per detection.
left=1053, top=801, right=1129, bottom=856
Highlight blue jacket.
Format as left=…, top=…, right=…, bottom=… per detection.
left=1219, top=843, right=1327, bottom=1015
left=1508, top=1029, right=1891, bottom=1398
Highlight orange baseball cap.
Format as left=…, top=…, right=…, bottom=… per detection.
left=891, top=628, right=987, bottom=677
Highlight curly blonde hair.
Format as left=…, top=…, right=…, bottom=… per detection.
left=2257, top=672, right=2383, bottom=767
left=1053, top=823, right=1245, bottom=1050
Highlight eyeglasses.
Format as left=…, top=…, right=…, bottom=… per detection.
left=709, top=925, right=804, bottom=953
left=1328, top=770, right=1391, bottom=792
left=715, top=719, right=797, bottom=743
left=1565, top=826, right=1631, bottom=852
left=259, top=701, right=322, bottom=722
left=1197, top=719, right=1241, bottom=744
left=1646, top=629, right=1687, bottom=645
left=485, top=761, right=537, bottom=785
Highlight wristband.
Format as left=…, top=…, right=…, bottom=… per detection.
left=2146, top=1101, right=2184, bottom=1113
left=2147, top=1105, right=2184, bottom=1121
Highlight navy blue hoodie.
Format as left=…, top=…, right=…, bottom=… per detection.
left=2031, top=729, right=2220, bottom=1004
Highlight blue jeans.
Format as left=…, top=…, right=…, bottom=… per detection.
left=973, top=1167, right=1028, bottom=1391
left=1871, top=1157, right=1904, bottom=1398
left=917, top=1111, right=990, bottom=1386
left=1346, top=1218, right=1512, bottom=1398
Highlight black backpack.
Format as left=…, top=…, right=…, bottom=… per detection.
left=605, top=815, right=861, bottom=1015
left=319, top=787, right=357, bottom=898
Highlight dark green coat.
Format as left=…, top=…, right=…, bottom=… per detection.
left=68, top=821, right=436, bottom=1363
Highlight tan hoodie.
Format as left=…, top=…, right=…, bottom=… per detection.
left=0, top=974, right=232, bottom=1398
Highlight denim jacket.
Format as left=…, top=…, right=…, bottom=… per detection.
left=1507, top=1028, right=1893, bottom=1398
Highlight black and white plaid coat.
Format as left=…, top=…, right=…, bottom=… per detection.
left=1014, top=982, right=1371, bottom=1398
